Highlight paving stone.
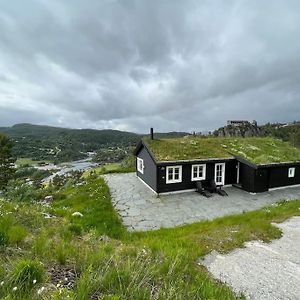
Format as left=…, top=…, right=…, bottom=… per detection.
left=202, top=217, right=300, bottom=300
left=103, top=173, right=300, bottom=232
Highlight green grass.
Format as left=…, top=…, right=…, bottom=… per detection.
left=16, top=158, right=50, bottom=166
left=51, top=177, right=126, bottom=239
left=0, top=176, right=299, bottom=299
left=145, top=136, right=300, bottom=164
left=131, top=199, right=300, bottom=258
left=83, top=163, right=121, bottom=177
left=83, top=156, right=135, bottom=178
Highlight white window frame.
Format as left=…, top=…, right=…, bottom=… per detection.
left=166, top=166, right=182, bottom=184
left=191, top=164, right=206, bottom=181
left=215, top=163, right=225, bottom=185
left=288, top=167, right=295, bottom=178
left=137, top=157, right=144, bottom=174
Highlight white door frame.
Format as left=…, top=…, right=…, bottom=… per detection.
left=236, top=162, right=240, bottom=184
left=215, top=163, right=225, bottom=185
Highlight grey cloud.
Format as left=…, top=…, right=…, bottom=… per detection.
left=0, top=0, right=300, bottom=133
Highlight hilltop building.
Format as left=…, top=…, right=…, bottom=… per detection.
left=227, top=120, right=257, bottom=127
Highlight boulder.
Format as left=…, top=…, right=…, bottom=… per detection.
left=44, top=195, right=54, bottom=203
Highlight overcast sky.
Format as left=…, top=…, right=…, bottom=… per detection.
left=0, top=0, right=300, bottom=133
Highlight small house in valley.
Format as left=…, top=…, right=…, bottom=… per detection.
left=134, top=130, right=300, bottom=194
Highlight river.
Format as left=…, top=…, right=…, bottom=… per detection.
left=36, top=158, right=99, bottom=183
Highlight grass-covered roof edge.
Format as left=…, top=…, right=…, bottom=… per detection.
left=134, top=137, right=300, bottom=168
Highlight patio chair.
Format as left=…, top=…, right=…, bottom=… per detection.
left=205, top=179, right=218, bottom=193
left=195, top=181, right=212, bottom=198
left=206, top=179, right=228, bottom=196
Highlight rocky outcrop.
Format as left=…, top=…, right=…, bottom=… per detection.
left=214, top=123, right=264, bottom=138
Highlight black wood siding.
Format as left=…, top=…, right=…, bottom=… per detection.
left=157, top=159, right=237, bottom=193
left=239, top=163, right=255, bottom=192
left=253, top=168, right=269, bottom=192
left=268, top=165, right=300, bottom=188
left=136, top=146, right=157, bottom=192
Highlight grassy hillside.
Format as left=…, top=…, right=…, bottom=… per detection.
left=0, top=171, right=299, bottom=299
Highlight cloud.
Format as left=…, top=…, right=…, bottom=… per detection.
left=0, top=0, right=300, bottom=133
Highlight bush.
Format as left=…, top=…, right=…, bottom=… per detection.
left=9, top=259, right=44, bottom=293
left=5, top=179, right=42, bottom=202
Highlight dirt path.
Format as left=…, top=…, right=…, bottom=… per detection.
left=202, top=217, right=300, bottom=300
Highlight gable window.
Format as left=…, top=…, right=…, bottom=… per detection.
left=288, top=167, right=295, bottom=178
left=137, top=157, right=144, bottom=174
left=191, top=164, right=206, bottom=181
left=166, top=166, right=182, bottom=184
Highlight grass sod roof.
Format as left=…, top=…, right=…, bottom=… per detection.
left=144, top=137, right=300, bottom=165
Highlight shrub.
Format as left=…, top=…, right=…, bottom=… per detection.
left=5, top=179, right=42, bottom=202
left=9, top=259, right=44, bottom=293
left=7, top=226, right=27, bottom=245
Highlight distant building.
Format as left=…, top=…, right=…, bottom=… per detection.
left=227, top=120, right=257, bottom=127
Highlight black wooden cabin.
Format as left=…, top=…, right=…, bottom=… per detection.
left=134, top=134, right=300, bottom=195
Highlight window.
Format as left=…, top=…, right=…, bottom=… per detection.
left=288, top=167, right=295, bottom=178
left=166, top=166, right=182, bottom=184
left=137, top=157, right=144, bottom=174
left=191, top=164, right=206, bottom=181
left=215, top=163, right=225, bottom=185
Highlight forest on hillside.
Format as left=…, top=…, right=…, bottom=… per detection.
left=0, top=124, right=188, bottom=164
left=0, top=123, right=141, bottom=163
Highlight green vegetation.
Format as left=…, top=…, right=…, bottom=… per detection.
left=221, top=137, right=300, bottom=164
left=92, top=147, right=129, bottom=164
left=0, top=133, right=16, bottom=190
left=0, top=168, right=299, bottom=299
left=0, top=123, right=140, bottom=163
left=145, top=136, right=300, bottom=164
left=263, top=122, right=300, bottom=147
left=83, top=155, right=135, bottom=178
left=145, top=137, right=232, bottom=161
left=15, top=158, right=50, bottom=166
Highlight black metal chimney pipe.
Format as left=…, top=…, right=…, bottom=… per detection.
left=150, top=127, right=154, bottom=140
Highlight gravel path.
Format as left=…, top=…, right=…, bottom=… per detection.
left=201, top=217, right=300, bottom=300
left=103, top=173, right=300, bottom=231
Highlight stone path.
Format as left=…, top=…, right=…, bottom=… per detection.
left=201, top=217, right=300, bottom=300
left=103, top=173, right=300, bottom=231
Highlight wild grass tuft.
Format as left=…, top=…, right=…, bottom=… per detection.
left=9, top=259, right=44, bottom=294
left=7, top=225, right=27, bottom=245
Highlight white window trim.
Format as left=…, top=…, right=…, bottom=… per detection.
left=288, top=167, right=295, bottom=178
left=166, top=166, right=182, bottom=184
left=191, top=164, right=206, bottom=181
left=137, top=157, right=144, bottom=174
left=215, top=163, right=225, bottom=185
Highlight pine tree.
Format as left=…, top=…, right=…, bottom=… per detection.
left=0, top=133, right=16, bottom=190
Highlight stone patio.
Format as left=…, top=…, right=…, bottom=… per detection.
left=103, top=173, right=300, bottom=231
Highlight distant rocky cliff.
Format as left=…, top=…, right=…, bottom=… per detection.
left=214, top=123, right=264, bottom=138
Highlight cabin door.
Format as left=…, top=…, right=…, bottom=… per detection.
left=215, top=163, right=225, bottom=185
